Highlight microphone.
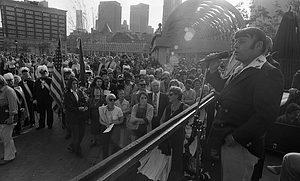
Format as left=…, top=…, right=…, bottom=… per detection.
left=199, top=50, right=231, bottom=62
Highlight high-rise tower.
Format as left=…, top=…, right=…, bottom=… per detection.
left=130, top=3, right=149, bottom=33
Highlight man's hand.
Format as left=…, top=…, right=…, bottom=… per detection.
left=225, top=134, right=237, bottom=147
left=33, top=100, right=37, bottom=104
left=78, top=107, right=85, bottom=111
left=5, top=117, right=14, bottom=125
left=289, top=88, right=299, bottom=96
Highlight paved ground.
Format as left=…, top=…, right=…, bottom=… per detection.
left=0, top=115, right=283, bottom=181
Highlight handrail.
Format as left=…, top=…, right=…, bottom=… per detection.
left=71, top=93, right=216, bottom=181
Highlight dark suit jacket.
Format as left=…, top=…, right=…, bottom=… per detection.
left=19, top=80, right=35, bottom=103
left=33, top=77, right=52, bottom=108
left=148, top=92, right=169, bottom=129
left=102, top=82, right=118, bottom=98
left=207, top=62, right=284, bottom=158
left=64, top=89, right=86, bottom=125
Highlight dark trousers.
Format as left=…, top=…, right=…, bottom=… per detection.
left=152, top=116, right=161, bottom=130
left=70, top=121, right=85, bottom=155
left=62, top=112, right=72, bottom=135
left=101, top=126, right=121, bottom=159
left=27, top=101, right=35, bottom=125
left=39, top=105, right=53, bottom=128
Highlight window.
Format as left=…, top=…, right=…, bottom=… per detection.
left=18, top=26, right=25, bottom=30
left=7, top=21, right=16, bottom=25
left=17, top=17, right=25, bottom=21
left=27, top=27, right=34, bottom=31
left=43, top=17, right=50, bottom=21
left=59, top=19, right=65, bottom=23
left=26, top=14, right=33, bottom=19
left=51, top=14, right=57, bottom=18
left=16, top=8, right=24, bottom=13
left=26, top=10, right=33, bottom=14
left=27, top=23, right=34, bottom=27
left=44, top=29, right=50, bottom=33
left=18, top=31, right=25, bottom=35
left=8, top=30, right=16, bottom=34
left=6, top=6, right=15, bottom=11
left=51, top=22, right=58, bottom=26
left=17, top=13, right=24, bottom=17
left=43, top=21, right=50, bottom=25
left=44, top=25, right=50, bottom=29
left=6, top=16, right=15, bottom=20
left=35, top=11, right=42, bottom=16
left=36, top=28, right=42, bottom=32
left=27, top=32, right=34, bottom=36
left=17, top=22, right=25, bottom=26
left=35, top=16, right=42, bottom=20
left=26, top=19, right=34, bottom=23
left=7, top=25, right=16, bottom=29
left=35, top=20, right=42, bottom=24
left=58, top=15, right=65, bottom=19
left=6, top=11, right=15, bottom=16
left=44, top=33, right=50, bottom=37
left=43, top=12, right=50, bottom=17
left=36, top=32, right=42, bottom=36
left=35, top=24, right=42, bottom=28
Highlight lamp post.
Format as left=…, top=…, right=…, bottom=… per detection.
left=15, top=40, right=18, bottom=54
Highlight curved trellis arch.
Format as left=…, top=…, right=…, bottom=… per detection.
left=152, top=0, right=246, bottom=66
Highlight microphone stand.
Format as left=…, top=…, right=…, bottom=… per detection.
left=192, top=66, right=209, bottom=181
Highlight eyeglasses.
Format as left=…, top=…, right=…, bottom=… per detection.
left=109, top=99, right=115, bottom=102
left=6, top=79, right=13, bottom=82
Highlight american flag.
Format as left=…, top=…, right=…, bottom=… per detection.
left=50, top=38, right=64, bottom=111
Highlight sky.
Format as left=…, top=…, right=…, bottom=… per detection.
left=45, top=0, right=243, bottom=34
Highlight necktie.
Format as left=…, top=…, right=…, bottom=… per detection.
left=153, top=93, right=158, bottom=116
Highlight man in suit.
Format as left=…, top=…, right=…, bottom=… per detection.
left=19, top=67, right=35, bottom=128
left=206, top=27, right=284, bottom=180
left=102, top=73, right=118, bottom=98
left=148, top=80, right=169, bottom=129
left=33, top=65, right=53, bottom=130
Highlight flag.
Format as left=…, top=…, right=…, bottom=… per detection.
left=50, top=37, right=64, bottom=111
left=78, top=38, right=85, bottom=87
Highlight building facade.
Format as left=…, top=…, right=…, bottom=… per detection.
left=0, top=0, right=67, bottom=54
left=130, top=3, right=149, bottom=33
left=162, top=0, right=182, bottom=28
left=96, top=1, right=121, bottom=32
left=76, top=10, right=83, bottom=30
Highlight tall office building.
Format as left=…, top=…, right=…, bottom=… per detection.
left=130, top=3, right=149, bottom=33
left=76, top=10, right=83, bottom=30
left=96, top=1, right=121, bottom=32
left=162, top=0, right=182, bottom=27
left=0, top=0, right=67, bottom=52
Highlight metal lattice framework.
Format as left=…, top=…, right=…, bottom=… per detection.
left=154, top=0, right=245, bottom=54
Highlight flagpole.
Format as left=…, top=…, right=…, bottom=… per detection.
left=78, top=38, right=85, bottom=88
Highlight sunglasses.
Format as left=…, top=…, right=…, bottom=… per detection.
left=109, top=98, right=115, bottom=102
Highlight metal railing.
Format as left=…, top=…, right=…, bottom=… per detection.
left=71, top=93, right=216, bottom=181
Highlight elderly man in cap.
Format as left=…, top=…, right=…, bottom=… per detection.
left=0, top=75, right=18, bottom=165
left=33, top=65, right=53, bottom=130
left=19, top=67, right=35, bottom=128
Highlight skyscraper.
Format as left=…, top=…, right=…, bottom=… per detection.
left=162, top=0, right=182, bottom=27
left=96, top=1, right=121, bottom=32
left=130, top=3, right=149, bottom=33
left=76, top=10, right=83, bottom=30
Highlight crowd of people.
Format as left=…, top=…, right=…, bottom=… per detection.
left=0, top=26, right=299, bottom=181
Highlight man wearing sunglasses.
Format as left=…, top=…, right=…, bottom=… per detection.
left=130, top=79, right=149, bottom=107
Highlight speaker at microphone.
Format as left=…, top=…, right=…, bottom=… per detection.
left=199, top=50, right=232, bottom=63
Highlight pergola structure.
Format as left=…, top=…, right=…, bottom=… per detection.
left=152, top=0, right=246, bottom=67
